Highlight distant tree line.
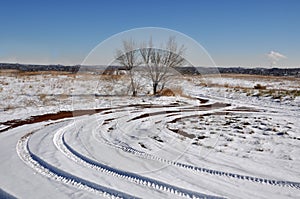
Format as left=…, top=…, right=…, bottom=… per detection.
left=1, top=63, right=299, bottom=78
left=0, top=63, right=80, bottom=73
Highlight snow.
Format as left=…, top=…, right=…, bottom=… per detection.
left=0, top=72, right=299, bottom=198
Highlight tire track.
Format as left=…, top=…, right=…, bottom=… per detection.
left=54, top=123, right=224, bottom=199
left=11, top=97, right=300, bottom=197
left=0, top=188, right=17, bottom=199
left=16, top=131, right=139, bottom=199
left=93, top=117, right=300, bottom=190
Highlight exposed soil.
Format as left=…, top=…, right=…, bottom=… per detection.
left=168, top=128, right=196, bottom=139
left=0, top=108, right=110, bottom=133
left=0, top=100, right=210, bottom=133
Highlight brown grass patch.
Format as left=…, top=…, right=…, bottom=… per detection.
left=101, top=74, right=125, bottom=81
left=191, top=73, right=300, bottom=83
left=58, top=94, right=69, bottom=100
left=254, top=83, right=266, bottom=89
left=215, top=73, right=299, bottom=81
left=159, top=88, right=175, bottom=96
left=158, top=87, right=191, bottom=98
left=39, top=94, right=47, bottom=101
left=0, top=70, right=77, bottom=77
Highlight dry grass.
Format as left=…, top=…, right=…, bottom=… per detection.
left=158, top=87, right=193, bottom=98
left=171, top=87, right=186, bottom=97
left=0, top=70, right=78, bottom=78
left=0, top=81, right=9, bottom=86
left=211, top=73, right=299, bottom=81
left=3, top=105, right=16, bottom=111
left=0, top=69, right=20, bottom=74
left=190, top=73, right=300, bottom=90
left=254, top=83, right=266, bottom=89
left=159, top=88, right=175, bottom=96
left=257, top=89, right=300, bottom=99
left=101, top=74, right=125, bottom=81
left=58, top=94, right=69, bottom=100
left=39, top=94, right=47, bottom=101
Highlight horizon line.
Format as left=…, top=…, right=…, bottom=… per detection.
left=0, top=62, right=299, bottom=69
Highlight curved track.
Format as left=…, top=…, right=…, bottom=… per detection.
left=92, top=113, right=300, bottom=189
left=53, top=123, right=223, bottom=199
left=0, top=96, right=298, bottom=198
left=17, top=131, right=138, bottom=199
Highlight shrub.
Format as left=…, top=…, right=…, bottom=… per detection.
left=254, top=83, right=266, bottom=89
left=159, top=88, right=175, bottom=96
left=39, top=94, right=47, bottom=101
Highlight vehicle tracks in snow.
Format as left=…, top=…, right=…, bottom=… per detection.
left=93, top=114, right=300, bottom=190
left=10, top=97, right=300, bottom=198
left=54, top=123, right=224, bottom=199
left=16, top=131, right=139, bottom=199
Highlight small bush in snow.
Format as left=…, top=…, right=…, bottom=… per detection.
left=254, top=83, right=266, bottom=89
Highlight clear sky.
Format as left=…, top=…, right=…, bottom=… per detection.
left=0, top=0, right=299, bottom=67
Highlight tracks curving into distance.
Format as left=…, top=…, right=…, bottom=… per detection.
left=53, top=123, right=223, bottom=199
left=11, top=97, right=300, bottom=198
left=95, top=128, right=300, bottom=190
left=92, top=104, right=300, bottom=190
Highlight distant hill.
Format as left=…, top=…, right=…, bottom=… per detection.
left=0, top=63, right=299, bottom=77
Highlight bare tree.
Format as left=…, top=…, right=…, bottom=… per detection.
left=140, top=37, right=186, bottom=95
left=115, top=37, right=186, bottom=96
left=115, top=38, right=140, bottom=96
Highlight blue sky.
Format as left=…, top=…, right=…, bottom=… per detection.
left=0, top=0, right=299, bottom=67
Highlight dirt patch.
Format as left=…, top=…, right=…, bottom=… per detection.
left=225, top=106, right=261, bottom=112
left=180, top=102, right=231, bottom=112
left=196, top=98, right=209, bottom=104
left=0, top=102, right=188, bottom=133
left=0, top=108, right=109, bottom=133
left=168, top=128, right=196, bottom=139
left=103, top=118, right=116, bottom=125
left=130, top=103, right=180, bottom=109
left=128, top=110, right=181, bottom=121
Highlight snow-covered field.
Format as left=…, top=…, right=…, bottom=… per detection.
left=0, top=71, right=299, bottom=198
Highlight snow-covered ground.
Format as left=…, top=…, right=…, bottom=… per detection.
left=0, top=71, right=299, bottom=198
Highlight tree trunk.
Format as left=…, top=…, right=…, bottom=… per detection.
left=129, top=70, right=136, bottom=97
left=153, top=82, right=158, bottom=95
left=132, top=90, right=137, bottom=96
